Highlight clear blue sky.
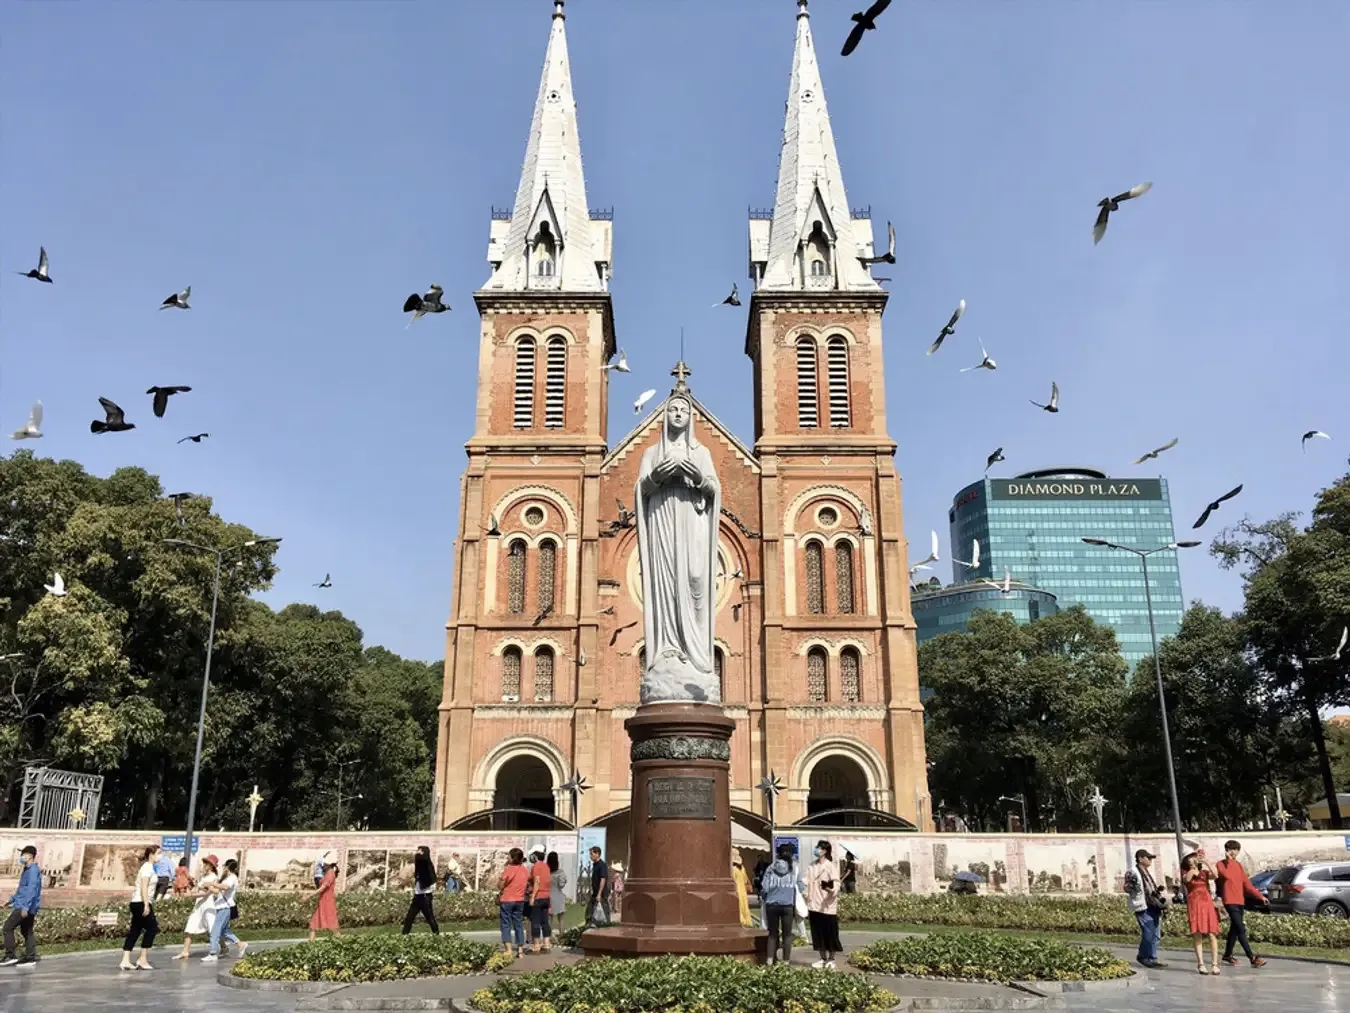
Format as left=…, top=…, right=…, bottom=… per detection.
left=4, top=1, right=1347, bottom=663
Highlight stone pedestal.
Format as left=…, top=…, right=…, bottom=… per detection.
left=582, top=703, right=765, bottom=958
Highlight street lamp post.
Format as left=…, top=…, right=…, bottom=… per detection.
left=1081, top=537, right=1200, bottom=869
left=163, top=537, right=282, bottom=867
left=998, top=794, right=1028, bottom=832
left=247, top=786, right=264, bottom=833
left=331, top=757, right=362, bottom=831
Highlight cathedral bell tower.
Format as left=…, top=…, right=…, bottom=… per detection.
left=435, top=0, right=617, bottom=829
left=745, top=0, right=931, bottom=829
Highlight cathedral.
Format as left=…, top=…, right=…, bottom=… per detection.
left=433, top=0, right=931, bottom=847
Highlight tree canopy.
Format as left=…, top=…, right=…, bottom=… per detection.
left=0, top=450, right=441, bottom=831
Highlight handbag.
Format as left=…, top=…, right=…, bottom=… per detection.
left=793, top=888, right=809, bottom=920
left=230, top=904, right=239, bottom=921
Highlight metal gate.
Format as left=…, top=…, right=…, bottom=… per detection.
left=17, top=766, right=103, bottom=829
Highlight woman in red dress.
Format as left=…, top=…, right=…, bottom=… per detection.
left=1182, top=851, right=1220, bottom=974
left=308, top=859, right=341, bottom=942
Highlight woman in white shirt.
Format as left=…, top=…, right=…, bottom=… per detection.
left=202, top=858, right=246, bottom=962
left=119, top=845, right=162, bottom=971
left=804, top=839, right=843, bottom=969
left=175, top=855, right=219, bottom=960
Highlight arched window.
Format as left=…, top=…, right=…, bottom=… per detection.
left=501, top=646, right=522, bottom=700
left=804, top=540, right=824, bottom=615
left=534, top=647, right=554, bottom=702
left=513, top=337, right=536, bottom=428
left=714, top=648, right=724, bottom=699
left=810, top=258, right=828, bottom=277
left=827, top=336, right=850, bottom=428
left=796, top=337, right=819, bottom=428
left=536, top=255, right=554, bottom=277
left=835, top=542, right=855, bottom=614
left=544, top=336, right=567, bottom=428
left=537, top=540, right=557, bottom=616
left=840, top=647, right=860, bottom=703
left=532, top=222, right=556, bottom=278
left=806, top=647, right=827, bottom=703
left=507, top=539, right=527, bottom=614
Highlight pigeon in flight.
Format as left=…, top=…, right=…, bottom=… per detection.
left=609, top=619, right=638, bottom=646
left=10, top=401, right=42, bottom=440
left=604, top=348, right=630, bottom=373
left=928, top=300, right=965, bottom=356
left=634, top=389, right=658, bottom=415
left=985, top=447, right=1005, bottom=472
left=168, top=492, right=194, bottom=525
left=44, top=573, right=67, bottom=597
left=147, top=385, right=191, bottom=418
left=1311, top=626, right=1348, bottom=662
left=90, top=397, right=135, bottom=434
left=841, top=0, right=893, bottom=57
left=1132, top=438, right=1178, bottom=465
left=403, top=284, right=449, bottom=326
left=1092, top=182, right=1152, bottom=245
left=19, top=246, right=52, bottom=283
left=160, top=285, right=191, bottom=310
left=715, top=283, right=741, bottom=307
left=859, top=221, right=896, bottom=265
left=1030, top=381, right=1060, bottom=413
left=981, top=568, right=1012, bottom=595
left=484, top=513, right=501, bottom=537
left=954, top=539, right=981, bottom=572
left=959, top=339, right=996, bottom=372
left=314, top=573, right=332, bottom=588
left=598, top=605, right=615, bottom=616
left=614, top=498, right=636, bottom=529
left=1302, top=430, right=1331, bottom=452
left=178, top=432, right=210, bottom=444
left=1192, top=484, right=1243, bottom=529
left=910, top=529, right=940, bottom=570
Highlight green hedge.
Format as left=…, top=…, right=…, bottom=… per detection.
left=35, top=891, right=499, bottom=945
left=471, top=956, right=897, bottom=1013
left=837, top=893, right=1350, bottom=950
left=850, top=933, right=1131, bottom=983
left=233, top=933, right=511, bottom=983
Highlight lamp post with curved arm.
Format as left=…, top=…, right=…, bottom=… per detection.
left=1081, top=537, right=1199, bottom=869
left=163, top=536, right=282, bottom=864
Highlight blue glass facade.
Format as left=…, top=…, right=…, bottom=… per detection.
left=912, top=580, right=1061, bottom=645
left=946, top=468, right=1185, bottom=667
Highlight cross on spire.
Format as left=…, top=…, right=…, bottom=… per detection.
left=670, top=360, right=692, bottom=391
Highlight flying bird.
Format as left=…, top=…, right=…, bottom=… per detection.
left=160, top=285, right=191, bottom=310
left=1132, top=438, right=1178, bottom=465
left=1191, top=484, right=1243, bottom=530
left=633, top=389, right=657, bottom=415
left=985, top=447, right=1005, bottom=472
left=403, top=284, right=449, bottom=326
left=10, top=401, right=42, bottom=440
left=314, top=573, right=332, bottom=588
left=1302, top=430, right=1331, bottom=452
left=598, top=605, right=615, bottom=616
left=715, top=283, right=741, bottom=307
left=147, top=385, right=191, bottom=418
left=954, top=539, right=981, bottom=572
left=178, top=433, right=210, bottom=444
left=484, top=513, right=501, bottom=537
left=841, top=0, right=893, bottom=57
left=168, top=492, right=194, bottom=525
left=604, top=347, right=630, bottom=373
left=1311, top=626, right=1348, bottom=663
left=981, top=568, right=1012, bottom=595
left=90, top=397, right=135, bottom=434
left=577, top=648, right=588, bottom=667
left=959, top=339, right=996, bottom=372
left=859, top=221, right=896, bottom=265
left=609, top=619, right=638, bottom=646
left=44, top=573, right=67, bottom=597
left=1092, top=182, right=1152, bottom=245
left=19, top=247, right=52, bottom=283
left=910, top=529, right=940, bottom=570
left=928, top=300, right=965, bottom=356
left=613, top=498, right=635, bottom=529
left=1030, top=381, right=1060, bottom=413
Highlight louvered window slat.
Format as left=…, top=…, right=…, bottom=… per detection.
left=827, top=337, right=850, bottom=427
left=796, top=338, right=819, bottom=428
left=544, top=337, right=566, bottom=428
left=513, top=338, right=536, bottom=428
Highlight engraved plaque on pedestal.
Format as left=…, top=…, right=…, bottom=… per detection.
left=648, top=775, right=716, bottom=820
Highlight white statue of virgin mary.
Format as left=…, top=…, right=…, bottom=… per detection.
left=634, top=390, right=722, bottom=704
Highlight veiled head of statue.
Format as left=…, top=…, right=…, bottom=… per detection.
left=665, top=397, right=691, bottom=433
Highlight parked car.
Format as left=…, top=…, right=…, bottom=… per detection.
left=1266, top=863, right=1350, bottom=918
left=1247, top=868, right=1278, bottom=910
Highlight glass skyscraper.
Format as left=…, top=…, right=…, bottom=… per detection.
left=912, top=579, right=1060, bottom=645
left=947, top=468, right=1185, bottom=667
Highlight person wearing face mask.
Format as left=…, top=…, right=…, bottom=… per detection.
left=758, top=842, right=802, bottom=966
left=805, top=840, right=842, bottom=969
left=1, top=845, right=41, bottom=967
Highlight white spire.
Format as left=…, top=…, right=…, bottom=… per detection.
left=760, top=0, right=877, bottom=292
left=485, top=0, right=603, bottom=292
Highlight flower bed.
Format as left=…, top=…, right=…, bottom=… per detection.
left=838, top=893, right=1350, bottom=949
left=849, top=933, right=1131, bottom=983
left=470, top=955, right=897, bottom=1013
left=36, top=891, right=498, bottom=945
left=232, top=933, right=511, bottom=983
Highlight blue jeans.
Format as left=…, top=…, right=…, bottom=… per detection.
left=209, top=907, right=239, bottom=955
left=498, top=901, right=525, bottom=947
left=1135, top=908, right=1161, bottom=963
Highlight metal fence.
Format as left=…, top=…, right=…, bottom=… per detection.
left=17, top=766, right=103, bottom=830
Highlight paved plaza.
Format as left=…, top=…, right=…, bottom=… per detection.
left=1, top=932, right=1347, bottom=1012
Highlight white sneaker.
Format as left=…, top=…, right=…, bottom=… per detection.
left=811, top=959, right=826, bottom=969
left=201, top=954, right=218, bottom=964
left=235, top=942, right=248, bottom=959
left=825, top=960, right=836, bottom=970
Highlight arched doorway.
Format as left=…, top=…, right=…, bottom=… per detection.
left=492, top=755, right=556, bottom=830
left=807, top=755, right=871, bottom=826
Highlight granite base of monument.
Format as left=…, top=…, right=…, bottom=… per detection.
left=581, top=703, right=765, bottom=959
